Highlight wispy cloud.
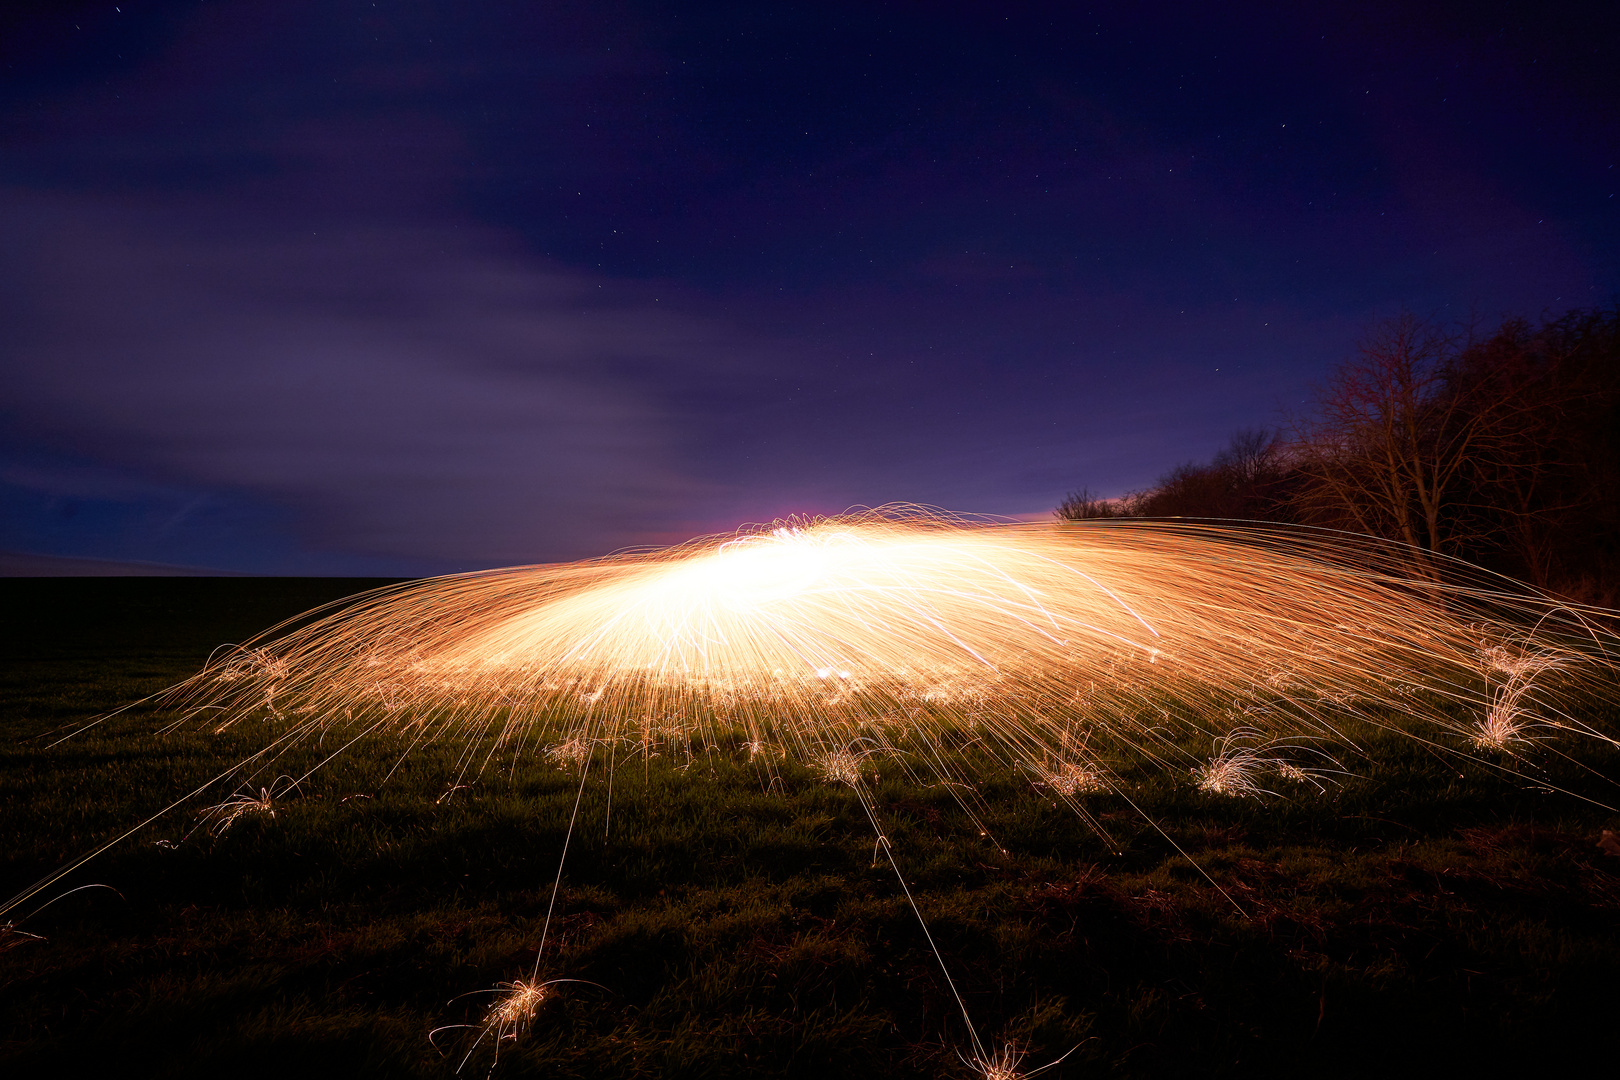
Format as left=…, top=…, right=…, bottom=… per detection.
left=0, top=188, right=769, bottom=570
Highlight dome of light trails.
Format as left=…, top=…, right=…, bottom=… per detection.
left=173, top=508, right=1618, bottom=787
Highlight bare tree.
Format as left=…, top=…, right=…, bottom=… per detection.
left=1289, top=314, right=1502, bottom=567
left=1058, top=305, right=1619, bottom=599
left=1211, top=428, right=1283, bottom=487
left=1055, top=487, right=1120, bottom=520
left=1444, top=312, right=1617, bottom=591
left=1059, top=430, right=1294, bottom=523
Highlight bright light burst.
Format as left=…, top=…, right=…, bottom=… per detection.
left=156, top=507, right=1616, bottom=796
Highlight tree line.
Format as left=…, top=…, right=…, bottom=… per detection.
left=1057, top=307, right=1620, bottom=604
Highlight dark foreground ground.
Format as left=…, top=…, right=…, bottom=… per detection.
left=3, top=578, right=1619, bottom=1079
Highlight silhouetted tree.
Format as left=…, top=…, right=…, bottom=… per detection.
left=1059, top=429, right=1294, bottom=522
left=1441, top=308, right=1620, bottom=597
left=1288, top=307, right=1620, bottom=594
left=1056, top=306, right=1620, bottom=601
left=1289, top=314, right=1510, bottom=569
left=1054, top=487, right=1121, bottom=520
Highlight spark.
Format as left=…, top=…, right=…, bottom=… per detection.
left=543, top=737, right=594, bottom=769
left=1274, top=762, right=1312, bottom=784
left=1471, top=640, right=1571, bottom=751
left=963, top=1038, right=1082, bottom=1080
left=192, top=777, right=298, bottom=837
left=815, top=749, right=865, bottom=786
left=430, top=976, right=606, bottom=1071
left=974, top=1044, right=1028, bottom=1080
left=1035, top=758, right=1106, bottom=796
left=0, top=923, right=46, bottom=956
left=481, top=978, right=549, bottom=1044
left=1192, top=730, right=1279, bottom=799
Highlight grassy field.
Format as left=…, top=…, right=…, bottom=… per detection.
left=3, top=577, right=1619, bottom=1078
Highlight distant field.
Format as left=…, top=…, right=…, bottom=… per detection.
left=3, top=578, right=1618, bottom=1078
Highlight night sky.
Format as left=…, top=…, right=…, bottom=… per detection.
left=2, top=2, right=1615, bottom=575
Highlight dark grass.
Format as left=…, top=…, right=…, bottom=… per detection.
left=3, top=579, right=1619, bottom=1078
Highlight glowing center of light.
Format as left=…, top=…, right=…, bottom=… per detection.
left=688, top=527, right=845, bottom=611
left=431, top=522, right=1169, bottom=683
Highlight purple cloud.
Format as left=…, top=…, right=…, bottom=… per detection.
left=1, top=185, right=779, bottom=569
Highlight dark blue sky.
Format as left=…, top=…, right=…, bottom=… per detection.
left=2, top=1, right=1616, bottom=574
